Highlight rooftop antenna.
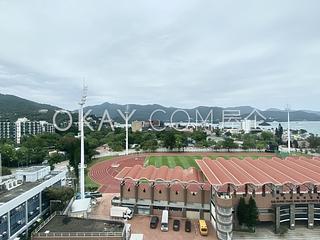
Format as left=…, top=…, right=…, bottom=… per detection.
left=286, top=105, right=291, bottom=154
left=125, top=105, right=129, bottom=155
left=79, top=83, right=88, bottom=200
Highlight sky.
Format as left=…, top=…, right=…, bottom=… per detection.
left=0, top=0, right=319, bottom=111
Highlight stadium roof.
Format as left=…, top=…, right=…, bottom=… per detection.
left=196, top=157, right=320, bottom=189
left=115, top=165, right=206, bottom=185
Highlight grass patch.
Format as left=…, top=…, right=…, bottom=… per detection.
left=145, top=154, right=277, bottom=169
left=145, top=156, right=201, bottom=169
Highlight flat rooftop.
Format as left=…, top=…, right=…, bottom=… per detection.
left=37, top=215, right=124, bottom=233
left=15, top=165, right=48, bottom=173
left=0, top=182, right=40, bottom=204
left=0, top=171, right=60, bottom=204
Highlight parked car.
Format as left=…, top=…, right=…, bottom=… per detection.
left=150, top=216, right=159, bottom=229
left=199, top=220, right=208, bottom=236
left=173, top=219, right=180, bottom=231
left=185, top=220, right=191, bottom=232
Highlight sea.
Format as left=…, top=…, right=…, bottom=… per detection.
left=261, top=121, right=320, bottom=135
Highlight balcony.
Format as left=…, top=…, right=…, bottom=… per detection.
left=217, top=223, right=232, bottom=233
left=216, top=206, right=233, bottom=216
left=217, top=214, right=233, bottom=225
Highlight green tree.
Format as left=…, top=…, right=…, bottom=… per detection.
left=237, top=197, right=247, bottom=226
left=222, top=138, right=238, bottom=152
left=0, top=143, right=17, bottom=167
left=163, top=131, right=176, bottom=150
left=247, top=196, right=259, bottom=230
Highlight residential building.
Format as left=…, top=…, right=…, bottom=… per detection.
left=0, top=118, right=56, bottom=144
left=131, top=121, right=144, bottom=133
left=0, top=121, right=14, bottom=140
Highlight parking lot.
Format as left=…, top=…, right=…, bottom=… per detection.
left=89, top=193, right=217, bottom=240
left=129, top=215, right=217, bottom=240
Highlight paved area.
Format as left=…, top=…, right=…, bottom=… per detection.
left=89, top=194, right=217, bottom=240
left=89, top=193, right=116, bottom=220
left=129, top=215, right=217, bottom=240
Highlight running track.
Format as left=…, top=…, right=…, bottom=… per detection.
left=89, top=152, right=275, bottom=193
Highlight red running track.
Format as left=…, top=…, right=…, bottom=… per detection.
left=89, top=152, right=275, bottom=193
left=89, top=155, right=145, bottom=193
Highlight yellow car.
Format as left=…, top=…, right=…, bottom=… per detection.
left=199, top=220, right=208, bottom=236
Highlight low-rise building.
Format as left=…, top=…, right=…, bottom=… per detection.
left=0, top=167, right=67, bottom=240
left=32, top=214, right=130, bottom=240
left=114, top=165, right=211, bottom=220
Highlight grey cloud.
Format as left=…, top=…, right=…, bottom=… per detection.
left=0, top=0, right=319, bottom=110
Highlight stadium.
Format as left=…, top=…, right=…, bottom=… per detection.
left=90, top=153, right=320, bottom=240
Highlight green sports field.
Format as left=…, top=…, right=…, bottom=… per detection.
left=144, top=154, right=275, bottom=169
left=144, top=156, right=201, bottom=169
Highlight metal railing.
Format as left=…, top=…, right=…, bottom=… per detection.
left=34, top=232, right=123, bottom=237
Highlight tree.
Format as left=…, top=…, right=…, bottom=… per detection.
left=0, top=143, right=17, bottom=167
left=163, top=131, right=176, bottom=150
left=307, top=134, right=320, bottom=149
left=260, top=131, right=274, bottom=142
left=222, top=138, right=238, bottom=152
left=247, top=196, right=259, bottom=231
left=237, top=197, right=247, bottom=227
left=141, top=139, right=158, bottom=151
left=275, top=124, right=283, bottom=144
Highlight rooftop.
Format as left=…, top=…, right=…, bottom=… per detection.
left=71, top=198, right=91, bottom=213
left=115, top=165, right=207, bottom=185
left=196, top=156, right=320, bottom=189
left=15, top=165, right=48, bottom=173
left=0, top=170, right=60, bottom=204
left=37, top=215, right=124, bottom=233
left=0, top=182, right=40, bottom=204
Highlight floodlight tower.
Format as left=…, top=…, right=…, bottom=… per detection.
left=79, top=85, right=88, bottom=200
left=286, top=105, right=291, bottom=154
left=125, top=105, right=129, bottom=155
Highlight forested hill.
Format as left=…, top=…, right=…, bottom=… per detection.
left=0, top=93, right=59, bottom=122
left=85, top=102, right=320, bottom=123
left=1, top=93, right=320, bottom=123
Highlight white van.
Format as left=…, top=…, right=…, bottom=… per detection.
left=160, top=210, right=169, bottom=232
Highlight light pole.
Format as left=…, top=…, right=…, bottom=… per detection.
left=79, top=85, right=87, bottom=200
left=125, top=105, right=129, bottom=155
left=286, top=105, right=291, bottom=154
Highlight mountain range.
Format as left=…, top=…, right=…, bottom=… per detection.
left=1, top=93, right=320, bottom=123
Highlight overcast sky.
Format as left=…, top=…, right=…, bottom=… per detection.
left=0, top=0, right=319, bottom=110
